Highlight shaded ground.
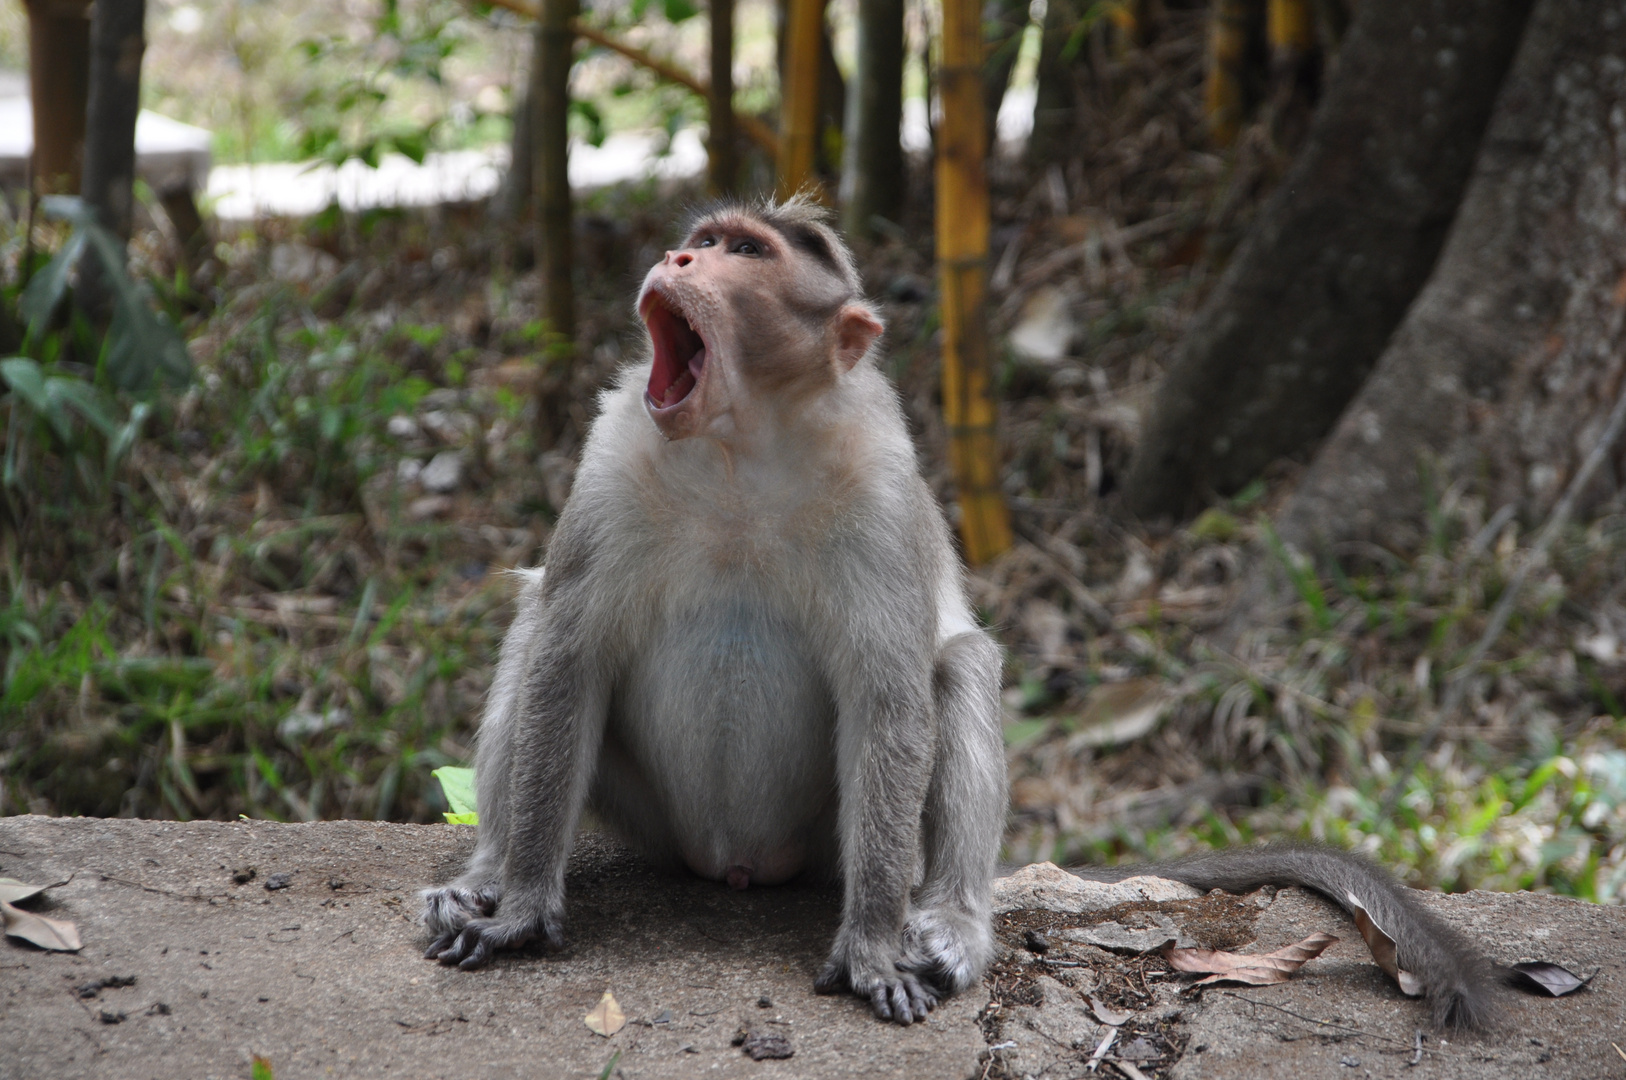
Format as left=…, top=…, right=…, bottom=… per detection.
left=2, top=818, right=1621, bottom=1080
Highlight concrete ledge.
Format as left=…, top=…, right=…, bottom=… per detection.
left=0, top=816, right=1620, bottom=1079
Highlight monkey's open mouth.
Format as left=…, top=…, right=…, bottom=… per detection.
left=644, top=296, right=706, bottom=410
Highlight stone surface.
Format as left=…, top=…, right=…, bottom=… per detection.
left=992, top=862, right=1202, bottom=914
left=1, top=817, right=1622, bottom=1080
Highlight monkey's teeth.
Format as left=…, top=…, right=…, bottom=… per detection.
left=661, top=370, right=696, bottom=407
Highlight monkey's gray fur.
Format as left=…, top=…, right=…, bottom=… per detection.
left=421, top=196, right=1501, bottom=1029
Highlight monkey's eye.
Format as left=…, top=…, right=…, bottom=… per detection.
left=731, top=239, right=760, bottom=256
left=697, top=236, right=717, bottom=248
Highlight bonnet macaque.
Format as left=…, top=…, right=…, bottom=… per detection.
left=421, top=198, right=1497, bottom=1029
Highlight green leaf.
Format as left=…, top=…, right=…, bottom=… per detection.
left=662, top=0, right=699, bottom=22
left=251, top=1056, right=275, bottom=1080
left=47, top=378, right=119, bottom=438
left=18, top=230, right=87, bottom=335
left=0, top=358, right=73, bottom=442
left=433, top=766, right=478, bottom=821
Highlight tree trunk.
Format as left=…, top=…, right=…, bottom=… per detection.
left=77, top=0, right=145, bottom=323
left=708, top=0, right=738, bottom=195
left=1264, top=0, right=1626, bottom=559
left=1027, top=0, right=1078, bottom=166
left=532, top=0, right=576, bottom=342
left=1123, top=0, right=1533, bottom=521
left=983, top=0, right=1030, bottom=151
left=503, top=52, right=534, bottom=224
left=25, top=0, right=92, bottom=195
left=839, top=0, right=905, bottom=235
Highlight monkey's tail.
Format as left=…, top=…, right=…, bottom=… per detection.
left=1069, top=842, right=1502, bottom=1029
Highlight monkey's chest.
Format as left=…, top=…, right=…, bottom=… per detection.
left=611, top=600, right=837, bottom=883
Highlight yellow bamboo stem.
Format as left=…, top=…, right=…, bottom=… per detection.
left=1267, top=0, right=1313, bottom=55
left=1204, top=0, right=1255, bottom=147
left=776, top=0, right=824, bottom=199
left=937, top=0, right=1011, bottom=565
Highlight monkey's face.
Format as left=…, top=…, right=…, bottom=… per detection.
left=637, top=209, right=882, bottom=441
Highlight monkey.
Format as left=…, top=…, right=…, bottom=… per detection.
left=419, top=196, right=1500, bottom=1029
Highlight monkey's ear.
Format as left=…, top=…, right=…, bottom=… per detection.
left=834, top=305, right=885, bottom=372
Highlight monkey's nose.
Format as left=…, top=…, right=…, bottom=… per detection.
left=669, top=251, right=694, bottom=268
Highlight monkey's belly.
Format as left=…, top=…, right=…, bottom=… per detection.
left=604, top=602, right=838, bottom=888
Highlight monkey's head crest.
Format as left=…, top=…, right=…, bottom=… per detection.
left=636, top=194, right=880, bottom=441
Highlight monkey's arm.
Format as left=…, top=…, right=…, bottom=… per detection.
left=1070, top=843, right=1501, bottom=1028
left=428, top=543, right=614, bottom=970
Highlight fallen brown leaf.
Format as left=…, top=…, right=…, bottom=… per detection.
left=583, top=990, right=626, bottom=1037
left=1, top=899, right=82, bottom=951
left=1344, top=893, right=1423, bottom=996
left=1165, top=932, right=1337, bottom=987
left=1507, top=961, right=1592, bottom=997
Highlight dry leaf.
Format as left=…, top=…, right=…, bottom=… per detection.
left=0, top=877, right=66, bottom=905
left=1345, top=893, right=1423, bottom=997
left=1507, top=961, right=1592, bottom=997
left=583, top=990, right=626, bottom=1037
left=1087, top=995, right=1134, bottom=1026
left=1166, top=932, right=1337, bottom=987
left=1, top=899, right=82, bottom=951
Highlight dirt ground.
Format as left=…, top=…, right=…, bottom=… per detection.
left=1, top=816, right=1621, bottom=1080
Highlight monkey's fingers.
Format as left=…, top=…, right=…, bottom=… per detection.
left=868, top=974, right=937, bottom=1025
left=423, top=929, right=461, bottom=961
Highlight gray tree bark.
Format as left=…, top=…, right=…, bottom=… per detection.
left=1123, top=0, right=1533, bottom=520
left=839, top=0, right=905, bottom=235
left=1267, top=0, right=1626, bottom=559
left=78, top=0, right=145, bottom=322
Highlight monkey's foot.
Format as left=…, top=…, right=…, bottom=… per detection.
left=897, top=904, right=995, bottom=995
left=419, top=883, right=501, bottom=938
left=814, top=944, right=939, bottom=1026
left=425, top=908, right=564, bottom=971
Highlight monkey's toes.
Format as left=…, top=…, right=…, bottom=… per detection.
left=868, top=974, right=937, bottom=1025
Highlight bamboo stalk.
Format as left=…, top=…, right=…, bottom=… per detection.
left=1204, top=0, right=1257, bottom=147
left=1267, top=0, right=1313, bottom=55
left=776, top=0, right=824, bottom=199
left=937, top=0, right=1011, bottom=565
left=469, top=0, right=778, bottom=155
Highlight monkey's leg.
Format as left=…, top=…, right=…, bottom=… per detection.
left=900, top=630, right=1005, bottom=996
left=1071, top=843, right=1502, bottom=1028
left=420, top=569, right=547, bottom=941
left=813, top=650, right=939, bottom=1025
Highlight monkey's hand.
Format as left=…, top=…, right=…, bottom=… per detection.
left=814, top=940, right=939, bottom=1026
left=419, top=884, right=501, bottom=939
left=425, top=905, right=564, bottom=971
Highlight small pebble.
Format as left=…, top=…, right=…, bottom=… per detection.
left=757, top=995, right=773, bottom=1008
left=231, top=866, right=257, bottom=885
left=1340, top=1056, right=1361, bottom=1068
left=652, top=1009, right=674, bottom=1024
left=264, top=873, right=293, bottom=891
left=742, top=1033, right=794, bottom=1061
left=98, top=1010, right=126, bottom=1025
left=1024, top=929, right=1051, bottom=954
